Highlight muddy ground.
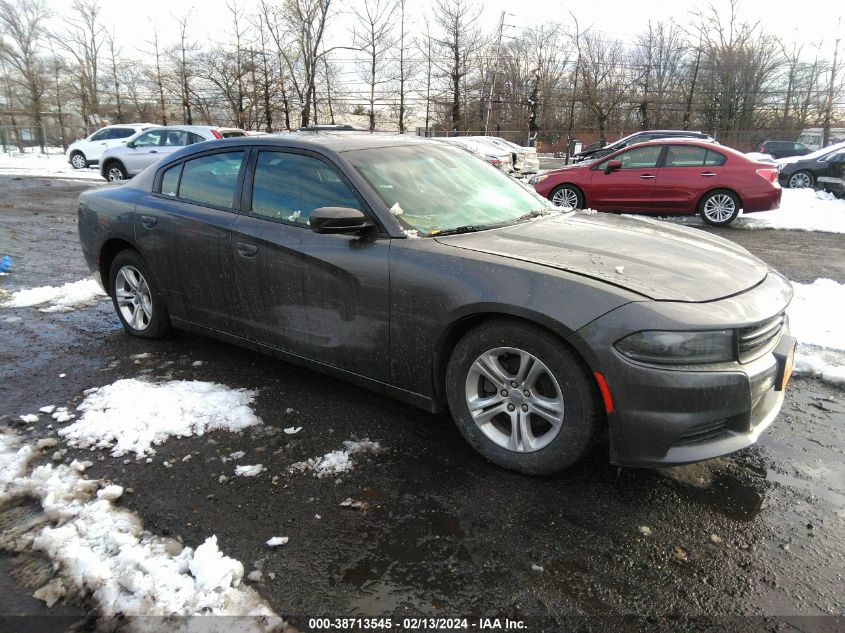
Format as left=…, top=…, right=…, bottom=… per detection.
left=0, top=176, right=843, bottom=631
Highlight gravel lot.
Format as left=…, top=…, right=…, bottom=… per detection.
left=0, top=175, right=843, bottom=631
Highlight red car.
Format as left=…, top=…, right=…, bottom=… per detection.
left=530, top=139, right=781, bottom=226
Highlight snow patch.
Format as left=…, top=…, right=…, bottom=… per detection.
left=788, top=278, right=845, bottom=385
left=234, top=464, right=265, bottom=477
left=59, top=378, right=261, bottom=457
left=266, top=537, right=289, bottom=547
left=289, top=439, right=383, bottom=478
left=0, top=428, right=282, bottom=622
left=1, top=278, right=106, bottom=312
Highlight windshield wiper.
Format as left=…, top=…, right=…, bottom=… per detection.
left=429, top=224, right=490, bottom=236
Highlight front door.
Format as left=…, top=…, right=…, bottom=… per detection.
left=589, top=145, right=664, bottom=211
left=230, top=149, right=391, bottom=382
left=123, top=129, right=166, bottom=174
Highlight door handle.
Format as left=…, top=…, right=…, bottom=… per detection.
left=149, top=150, right=158, bottom=154
left=700, top=172, right=717, bottom=177
left=140, top=215, right=157, bottom=229
left=237, top=242, right=258, bottom=258
left=639, top=174, right=656, bottom=179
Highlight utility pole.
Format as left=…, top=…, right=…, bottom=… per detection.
left=484, top=11, right=505, bottom=135
left=565, top=12, right=580, bottom=163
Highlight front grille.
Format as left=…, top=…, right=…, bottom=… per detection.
left=676, top=419, right=729, bottom=446
left=737, top=313, right=785, bottom=363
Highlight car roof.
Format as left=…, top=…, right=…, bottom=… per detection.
left=165, top=131, right=440, bottom=155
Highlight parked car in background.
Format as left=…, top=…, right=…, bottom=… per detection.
left=758, top=140, right=810, bottom=160
left=77, top=134, right=795, bottom=474
left=434, top=137, right=513, bottom=173
left=796, top=127, right=845, bottom=151
left=531, top=139, right=781, bottom=226
left=466, top=136, right=540, bottom=175
left=777, top=141, right=845, bottom=189
left=99, top=125, right=247, bottom=181
left=572, top=130, right=714, bottom=163
left=66, top=124, right=159, bottom=169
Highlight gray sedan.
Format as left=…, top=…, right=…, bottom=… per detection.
left=77, top=134, right=796, bottom=474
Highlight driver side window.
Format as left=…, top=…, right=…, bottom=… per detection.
left=134, top=130, right=164, bottom=148
left=597, top=146, right=662, bottom=170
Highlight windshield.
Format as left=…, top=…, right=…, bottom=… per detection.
left=344, top=144, right=550, bottom=236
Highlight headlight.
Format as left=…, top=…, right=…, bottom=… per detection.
left=529, top=174, right=548, bottom=185
left=615, top=330, right=734, bottom=365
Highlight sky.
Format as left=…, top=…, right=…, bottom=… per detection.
left=52, top=0, right=843, bottom=61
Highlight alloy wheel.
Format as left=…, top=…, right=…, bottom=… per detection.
left=107, top=166, right=124, bottom=182
left=788, top=172, right=812, bottom=188
left=70, top=154, right=86, bottom=169
left=702, top=193, right=736, bottom=223
left=114, top=265, right=152, bottom=331
left=464, top=347, right=565, bottom=453
left=551, top=187, right=579, bottom=210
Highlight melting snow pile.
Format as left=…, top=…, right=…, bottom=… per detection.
left=1, top=278, right=106, bottom=313
left=289, top=439, right=383, bottom=478
left=0, top=428, right=282, bottom=625
left=59, top=379, right=261, bottom=457
left=625, top=188, right=845, bottom=234
left=788, top=278, right=845, bottom=385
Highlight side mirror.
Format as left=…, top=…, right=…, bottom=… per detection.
left=604, top=159, right=622, bottom=174
left=310, top=206, right=373, bottom=234
left=126, top=141, right=135, bottom=149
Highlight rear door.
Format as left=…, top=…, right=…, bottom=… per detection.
left=135, top=149, right=247, bottom=333
left=652, top=145, right=725, bottom=212
left=229, top=148, right=391, bottom=381
left=589, top=145, right=663, bottom=211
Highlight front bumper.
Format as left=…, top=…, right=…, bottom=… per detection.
left=575, top=271, right=794, bottom=466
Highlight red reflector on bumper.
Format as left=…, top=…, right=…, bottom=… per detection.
left=594, top=372, right=614, bottom=414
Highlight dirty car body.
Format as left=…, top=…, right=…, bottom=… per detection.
left=77, top=134, right=795, bottom=471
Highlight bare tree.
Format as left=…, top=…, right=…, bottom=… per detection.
left=104, top=30, right=122, bottom=122
left=56, top=0, right=105, bottom=131
left=352, top=0, right=395, bottom=131
left=822, top=29, right=842, bottom=146
left=431, top=0, right=483, bottom=131
left=634, top=21, right=686, bottom=129
left=579, top=31, right=629, bottom=143
left=171, top=12, right=197, bottom=125
left=0, top=0, right=49, bottom=150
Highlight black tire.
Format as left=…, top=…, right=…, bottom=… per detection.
left=698, top=189, right=741, bottom=226
left=70, top=151, right=87, bottom=170
left=108, top=250, right=170, bottom=339
left=104, top=161, right=128, bottom=183
left=445, top=320, right=601, bottom=475
left=787, top=170, right=814, bottom=189
left=548, top=184, right=584, bottom=210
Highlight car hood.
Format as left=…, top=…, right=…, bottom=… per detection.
left=434, top=212, right=769, bottom=302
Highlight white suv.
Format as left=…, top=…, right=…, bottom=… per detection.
left=66, top=124, right=160, bottom=169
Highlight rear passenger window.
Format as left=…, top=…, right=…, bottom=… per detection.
left=163, top=130, right=189, bottom=146
left=704, top=150, right=726, bottom=166
left=251, top=151, right=361, bottom=226
left=665, top=145, right=707, bottom=167
left=160, top=164, right=181, bottom=196
left=178, top=151, right=244, bottom=209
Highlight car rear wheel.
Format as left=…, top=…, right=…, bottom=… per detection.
left=105, top=162, right=127, bottom=183
left=109, top=250, right=170, bottom=338
left=445, top=320, right=601, bottom=475
left=549, top=184, right=583, bottom=211
left=699, top=190, right=740, bottom=226
left=70, top=152, right=87, bottom=169
left=788, top=171, right=814, bottom=189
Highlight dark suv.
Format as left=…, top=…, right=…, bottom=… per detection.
left=573, top=130, right=714, bottom=162
left=759, top=140, right=810, bottom=160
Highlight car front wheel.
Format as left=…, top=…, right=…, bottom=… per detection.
left=788, top=171, right=814, bottom=189
left=105, top=162, right=128, bottom=182
left=699, top=190, right=740, bottom=226
left=109, top=250, right=170, bottom=338
left=549, top=184, right=584, bottom=210
left=446, top=320, right=601, bottom=475
left=70, top=152, right=87, bottom=169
